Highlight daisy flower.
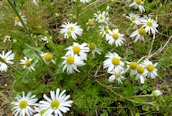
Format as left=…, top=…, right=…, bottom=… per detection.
left=65, top=42, right=90, bottom=60
left=108, top=69, right=125, bottom=84
left=126, top=61, right=138, bottom=76
left=39, top=88, right=73, bottom=116
left=106, top=29, right=125, bottom=46
left=41, top=53, right=55, bottom=64
left=140, top=16, right=159, bottom=35
left=126, top=13, right=141, bottom=25
left=151, top=90, right=162, bottom=97
left=74, top=0, right=91, bottom=4
left=62, top=54, right=85, bottom=74
left=129, top=0, right=145, bottom=13
left=39, top=36, right=48, bottom=43
left=135, top=65, right=147, bottom=84
left=11, top=92, right=38, bottom=116
left=60, top=22, right=83, bottom=40
left=3, top=35, right=12, bottom=42
left=88, top=43, right=101, bottom=57
left=34, top=106, right=52, bottom=116
left=141, top=59, right=158, bottom=79
left=99, top=25, right=111, bottom=37
left=103, top=52, right=124, bottom=73
left=86, top=18, right=95, bottom=30
left=94, top=11, right=109, bottom=24
left=32, top=0, right=39, bottom=6
left=0, top=51, right=14, bottom=72
left=20, top=57, right=36, bottom=72
left=130, top=28, right=146, bottom=42
left=14, top=13, right=27, bottom=27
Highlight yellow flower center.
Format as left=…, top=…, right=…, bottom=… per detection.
left=66, top=56, right=74, bottom=64
left=15, top=16, right=20, bottom=22
left=3, top=58, right=6, bottom=62
left=68, top=26, right=74, bottom=31
left=25, top=60, right=31, bottom=67
left=89, top=43, right=96, bottom=50
left=67, top=31, right=72, bottom=36
left=40, top=109, right=46, bottom=116
left=147, top=64, right=154, bottom=72
left=114, top=72, right=121, bottom=78
left=130, top=62, right=137, bottom=70
left=51, top=100, right=60, bottom=110
left=136, top=0, right=142, bottom=4
left=44, top=53, right=52, bottom=62
left=137, top=66, right=145, bottom=74
left=138, top=28, right=146, bottom=36
left=112, top=57, right=120, bottom=65
left=99, top=15, right=104, bottom=20
left=88, top=20, right=94, bottom=26
left=105, top=28, right=110, bottom=33
left=131, top=17, right=136, bottom=21
left=19, top=100, right=28, bottom=109
left=113, top=33, right=119, bottom=40
left=147, top=21, right=153, bottom=27
left=73, top=46, right=81, bottom=54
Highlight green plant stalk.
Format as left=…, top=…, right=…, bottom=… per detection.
left=7, top=0, right=36, bottom=47
left=7, top=0, right=55, bottom=78
left=24, top=43, right=55, bottom=77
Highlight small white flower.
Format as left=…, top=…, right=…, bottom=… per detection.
left=141, top=59, right=158, bottom=79
left=3, top=35, right=12, bottom=42
left=80, top=0, right=91, bottom=4
left=65, top=42, right=90, bottom=60
left=14, top=13, right=27, bottom=27
left=106, top=29, right=125, bottom=46
left=34, top=106, right=52, bottom=116
left=126, top=61, right=138, bottom=76
left=94, top=11, right=109, bottom=24
left=86, top=18, right=95, bottom=30
left=0, top=51, right=14, bottom=72
left=126, top=13, right=141, bottom=25
left=130, top=0, right=145, bottom=13
left=11, top=92, right=38, bottom=116
left=140, top=16, right=159, bottom=35
left=32, top=0, right=39, bottom=6
left=39, top=36, right=48, bottom=43
left=135, top=65, right=147, bottom=84
left=151, top=90, right=162, bottom=96
left=60, top=22, right=83, bottom=40
left=41, top=53, right=55, bottom=64
left=130, top=28, right=146, bottom=42
left=106, top=6, right=111, bottom=11
left=20, top=57, right=36, bottom=72
left=108, top=69, right=125, bottom=84
left=99, top=25, right=111, bottom=37
left=39, top=88, right=73, bottom=116
left=103, top=52, right=124, bottom=73
left=62, top=54, right=85, bottom=74
left=88, top=43, right=101, bottom=57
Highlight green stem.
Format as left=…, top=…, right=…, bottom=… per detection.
left=0, top=58, right=23, bottom=76
left=7, top=0, right=36, bottom=47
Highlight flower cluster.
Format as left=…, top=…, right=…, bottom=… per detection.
left=103, top=52, right=158, bottom=84
left=62, top=42, right=101, bottom=74
left=11, top=88, right=73, bottom=116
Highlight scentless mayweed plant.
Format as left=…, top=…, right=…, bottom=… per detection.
left=0, top=0, right=172, bottom=115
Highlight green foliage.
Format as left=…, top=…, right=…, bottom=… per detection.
left=0, top=0, right=172, bottom=115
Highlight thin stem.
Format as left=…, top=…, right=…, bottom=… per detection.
left=0, top=58, right=23, bottom=76
left=7, top=0, right=36, bottom=47
left=96, top=79, right=155, bottom=105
